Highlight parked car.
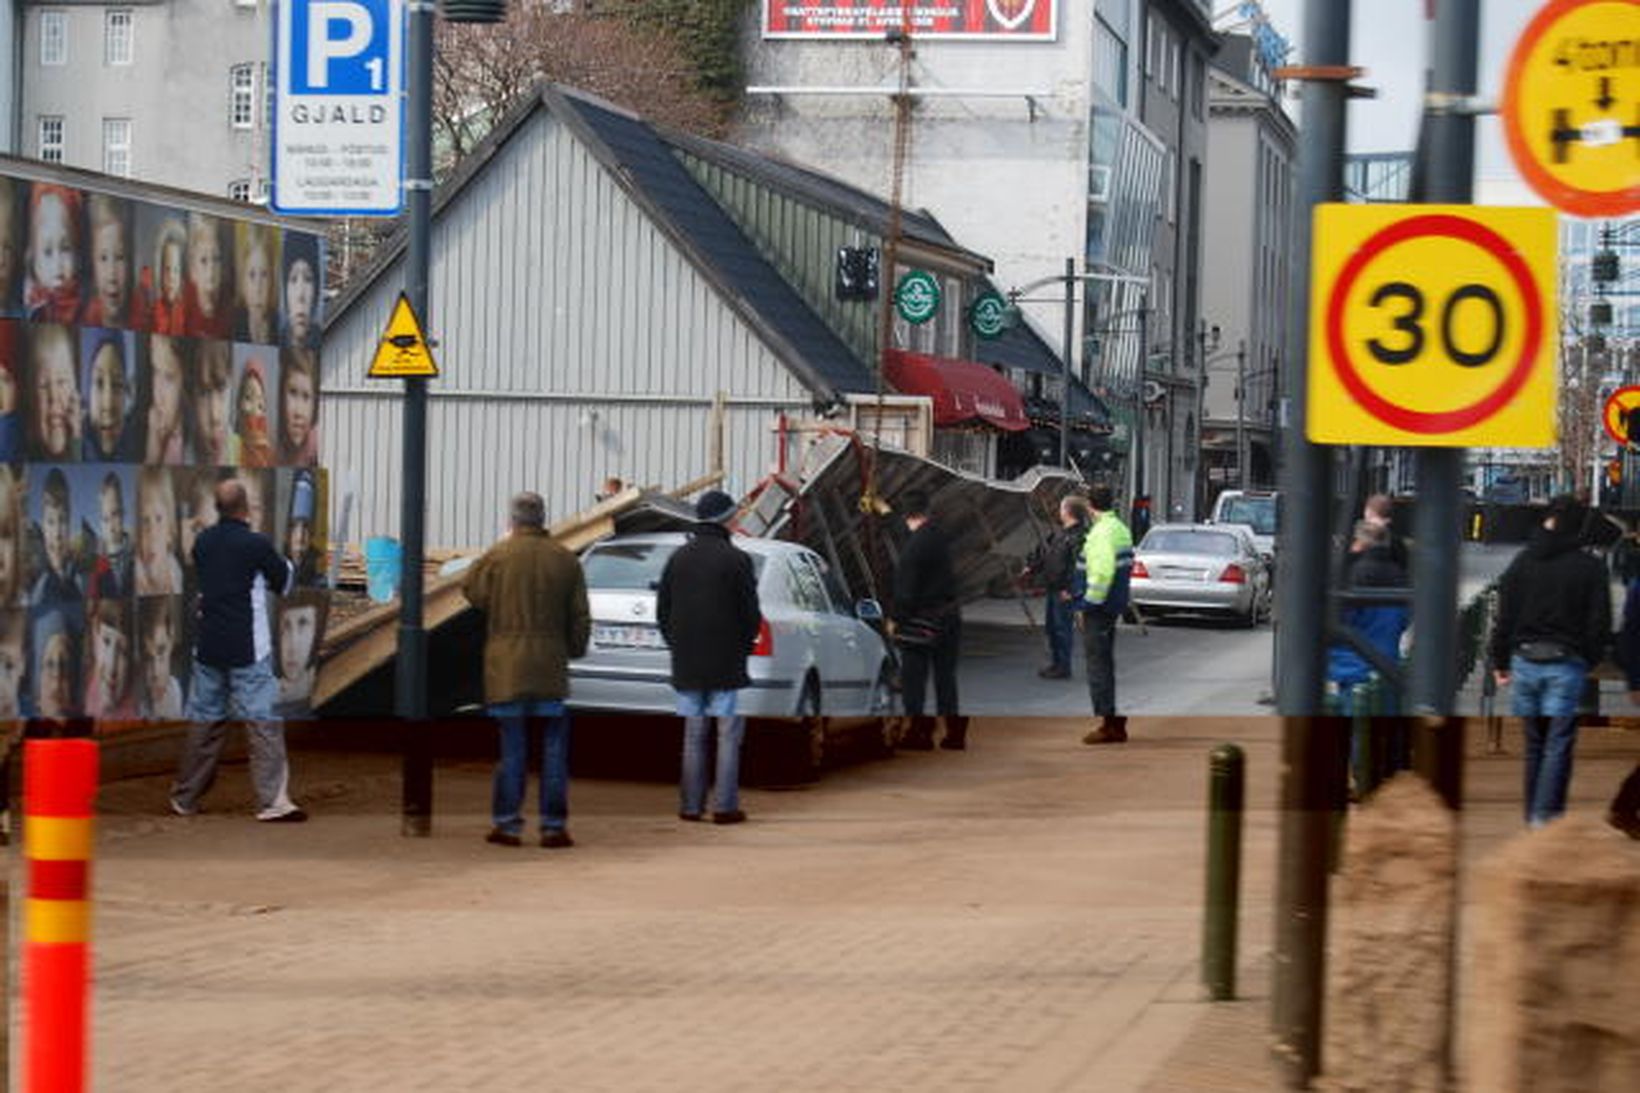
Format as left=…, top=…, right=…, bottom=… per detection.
left=1208, top=489, right=1280, bottom=560
left=568, top=533, right=897, bottom=770
left=1131, top=523, right=1272, bottom=626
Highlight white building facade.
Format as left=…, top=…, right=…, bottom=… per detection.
left=20, top=0, right=272, bottom=201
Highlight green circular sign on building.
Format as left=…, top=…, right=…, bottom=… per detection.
left=969, top=291, right=1010, bottom=340
left=895, top=270, right=942, bottom=325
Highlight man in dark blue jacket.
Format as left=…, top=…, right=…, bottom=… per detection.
left=169, top=479, right=302, bottom=822
left=1607, top=576, right=1640, bottom=839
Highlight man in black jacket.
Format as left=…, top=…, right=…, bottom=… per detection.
left=1489, top=494, right=1612, bottom=828
left=657, top=490, right=762, bottom=824
left=1023, top=494, right=1091, bottom=680
left=892, top=488, right=967, bottom=751
left=169, top=479, right=301, bottom=822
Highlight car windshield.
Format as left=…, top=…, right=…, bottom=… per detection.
left=1218, top=497, right=1278, bottom=534
left=582, top=541, right=766, bottom=590
left=1143, top=530, right=1240, bottom=556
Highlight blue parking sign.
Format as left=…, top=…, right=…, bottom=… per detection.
left=289, top=0, right=392, bottom=95
left=273, top=0, right=404, bottom=216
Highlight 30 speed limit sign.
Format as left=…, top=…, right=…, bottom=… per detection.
left=1307, top=204, right=1559, bottom=448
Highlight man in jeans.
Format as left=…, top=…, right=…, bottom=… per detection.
left=657, top=490, right=763, bottom=823
left=170, top=479, right=302, bottom=822
left=463, top=491, right=591, bottom=848
left=1023, top=494, right=1090, bottom=680
left=1489, top=494, right=1611, bottom=828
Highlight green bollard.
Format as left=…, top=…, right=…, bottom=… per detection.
left=1202, top=743, right=1245, bottom=1001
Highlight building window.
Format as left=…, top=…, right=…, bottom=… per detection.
left=262, top=63, right=275, bottom=129
left=230, top=64, right=257, bottom=129
left=38, top=116, right=65, bottom=163
left=105, top=10, right=134, bottom=65
left=40, top=10, right=68, bottom=66
left=103, top=118, right=132, bottom=177
left=228, top=179, right=252, bottom=203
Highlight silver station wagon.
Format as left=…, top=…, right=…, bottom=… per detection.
left=568, top=534, right=896, bottom=739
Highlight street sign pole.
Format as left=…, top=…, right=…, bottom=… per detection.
left=1408, top=0, right=1478, bottom=725
left=1271, top=0, right=1351, bottom=1084
left=1062, top=257, right=1075, bottom=471
left=398, top=0, right=433, bottom=837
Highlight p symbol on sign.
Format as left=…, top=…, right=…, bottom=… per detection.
left=294, top=0, right=389, bottom=95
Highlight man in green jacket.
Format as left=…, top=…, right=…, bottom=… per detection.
left=463, top=491, right=591, bottom=848
left=1080, top=485, right=1134, bottom=745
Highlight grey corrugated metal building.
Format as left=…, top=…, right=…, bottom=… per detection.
left=322, top=85, right=1108, bottom=549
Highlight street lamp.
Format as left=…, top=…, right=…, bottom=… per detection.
left=1007, top=263, right=1151, bottom=477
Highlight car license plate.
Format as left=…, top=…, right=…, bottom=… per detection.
left=593, top=624, right=665, bottom=649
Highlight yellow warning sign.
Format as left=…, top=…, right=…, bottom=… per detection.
left=368, top=293, right=439, bottom=378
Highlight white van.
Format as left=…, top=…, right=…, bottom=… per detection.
left=1208, top=489, right=1280, bottom=559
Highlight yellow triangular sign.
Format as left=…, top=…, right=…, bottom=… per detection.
left=368, top=293, right=439, bottom=378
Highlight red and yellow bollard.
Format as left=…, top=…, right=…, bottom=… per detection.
left=22, top=738, right=98, bottom=1093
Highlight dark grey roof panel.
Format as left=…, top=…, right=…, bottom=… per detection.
left=559, top=93, right=878, bottom=397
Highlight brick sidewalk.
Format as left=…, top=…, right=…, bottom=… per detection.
left=33, top=715, right=1640, bottom=1090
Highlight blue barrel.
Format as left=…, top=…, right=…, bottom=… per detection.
left=364, top=537, right=402, bottom=603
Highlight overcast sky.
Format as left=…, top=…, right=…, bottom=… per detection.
left=1251, top=0, right=1544, bottom=196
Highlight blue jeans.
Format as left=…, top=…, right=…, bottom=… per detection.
left=489, top=700, right=571, bottom=835
left=1509, top=655, right=1586, bottom=826
left=1044, top=592, right=1074, bottom=672
left=681, top=713, right=745, bottom=816
left=173, top=657, right=298, bottom=820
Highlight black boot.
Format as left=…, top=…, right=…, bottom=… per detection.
left=939, top=715, right=969, bottom=750
left=900, top=716, right=936, bottom=750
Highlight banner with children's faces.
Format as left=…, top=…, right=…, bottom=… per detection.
left=0, top=167, right=330, bottom=730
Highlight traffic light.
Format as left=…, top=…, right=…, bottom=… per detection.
left=834, top=246, right=880, bottom=301
left=1590, top=299, right=1614, bottom=327
left=1592, top=249, right=1620, bottom=284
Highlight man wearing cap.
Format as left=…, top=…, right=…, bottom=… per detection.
left=169, top=478, right=304, bottom=822
left=657, top=489, right=762, bottom=824
left=464, top=490, right=591, bottom=848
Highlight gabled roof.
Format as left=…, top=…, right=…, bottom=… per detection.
left=660, top=129, right=990, bottom=273
left=325, top=83, right=883, bottom=399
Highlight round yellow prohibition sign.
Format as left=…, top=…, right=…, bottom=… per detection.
left=1502, top=0, right=1640, bottom=216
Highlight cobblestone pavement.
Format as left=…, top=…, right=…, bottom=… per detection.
left=54, top=715, right=1640, bottom=1090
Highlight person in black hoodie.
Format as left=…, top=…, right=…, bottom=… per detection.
left=1023, top=493, right=1091, bottom=680
left=657, top=490, right=761, bottom=824
left=1489, top=494, right=1612, bottom=828
left=891, top=488, right=967, bottom=751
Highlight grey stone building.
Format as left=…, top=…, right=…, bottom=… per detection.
left=19, top=0, right=271, bottom=200
left=1201, top=32, right=1296, bottom=496
left=738, top=0, right=1217, bottom=517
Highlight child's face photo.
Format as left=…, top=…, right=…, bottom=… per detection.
left=181, top=478, right=217, bottom=559
left=279, top=603, right=318, bottom=680
left=43, top=494, right=70, bottom=575
left=93, top=217, right=129, bottom=318
left=240, top=371, right=266, bottom=421
left=0, top=617, right=23, bottom=719
left=285, top=258, right=316, bottom=342
left=100, top=482, right=126, bottom=555
left=160, top=240, right=183, bottom=303
left=283, top=368, right=314, bottom=451
left=90, top=341, right=129, bottom=453
left=149, top=336, right=184, bottom=434
left=33, top=331, right=80, bottom=458
left=193, top=378, right=229, bottom=464
left=286, top=517, right=311, bottom=561
left=38, top=628, right=74, bottom=718
left=139, top=483, right=174, bottom=571
left=93, top=614, right=129, bottom=708
left=242, top=238, right=273, bottom=314
left=142, top=612, right=173, bottom=702
left=32, top=192, right=78, bottom=294
left=189, top=220, right=223, bottom=317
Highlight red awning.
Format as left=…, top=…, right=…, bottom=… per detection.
left=884, top=349, right=1029, bottom=432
